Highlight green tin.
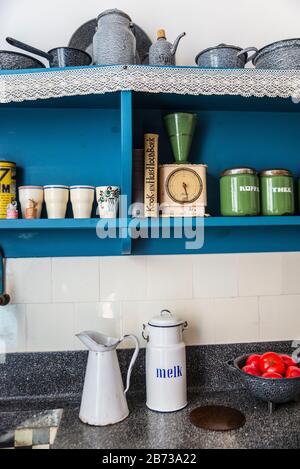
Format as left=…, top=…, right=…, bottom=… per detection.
left=260, top=169, right=294, bottom=216
left=220, top=168, right=260, bottom=216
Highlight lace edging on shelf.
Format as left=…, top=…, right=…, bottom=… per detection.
left=1, top=65, right=300, bottom=103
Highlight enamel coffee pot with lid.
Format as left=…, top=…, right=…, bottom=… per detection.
left=143, top=310, right=188, bottom=412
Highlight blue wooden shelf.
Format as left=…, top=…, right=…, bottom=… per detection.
left=131, top=216, right=300, bottom=255
left=1, top=216, right=300, bottom=257
left=0, top=219, right=100, bottom=230
left=0, top=67, right=300, bottom=257
left=0, top=218, right=131, bottom=258
left=134, top=216, right=300, bottom=228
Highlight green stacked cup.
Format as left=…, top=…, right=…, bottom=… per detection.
left=164, top=112, right=197, bottom=164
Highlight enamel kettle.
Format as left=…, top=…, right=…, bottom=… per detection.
left=77, top=331, right=140, bottom=426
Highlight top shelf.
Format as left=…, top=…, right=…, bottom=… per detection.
left=1, top=65, right=300, bottom=110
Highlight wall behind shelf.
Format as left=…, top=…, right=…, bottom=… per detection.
left=1, top=0, right=300, bottom=67
left=1, top=252, right=300, bottom=353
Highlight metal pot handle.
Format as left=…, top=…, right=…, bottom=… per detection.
left=121, top=334, right=140, bottom=394
left=237, top=46, right=258, bottom=64
left=227, top=359, right=237, bottom=371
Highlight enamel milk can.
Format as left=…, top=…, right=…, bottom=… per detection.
left=143, top=310, right=188, bottom=412
left=93, top=9, right=136, bottom=65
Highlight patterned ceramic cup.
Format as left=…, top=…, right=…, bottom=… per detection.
left=44, top=185, right=69, bottom=219
left=18, top=186, right=44, bottom=219
left=96, top=186, right=120, bottom=219
left=70, top=186, right=95, bottom=219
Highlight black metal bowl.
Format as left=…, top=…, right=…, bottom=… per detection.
left=228, top=354, right=300, bottom=407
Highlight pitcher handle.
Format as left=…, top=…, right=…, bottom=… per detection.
left=122, top=334, right=140, bottom=394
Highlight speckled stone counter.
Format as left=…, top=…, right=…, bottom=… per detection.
left=51, top=390, right=300, bottom=449
left=1, top=341, right=299, bottom=449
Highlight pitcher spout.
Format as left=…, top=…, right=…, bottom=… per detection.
left=171, top=32, right=186, bottom=55
left=76, top=331, right=121, bottom=352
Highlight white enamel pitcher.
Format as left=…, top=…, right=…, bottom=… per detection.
left=77, top=331, right=140, bottom=426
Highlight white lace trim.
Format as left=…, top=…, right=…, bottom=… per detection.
left=0, top=65, right=300, bottom=103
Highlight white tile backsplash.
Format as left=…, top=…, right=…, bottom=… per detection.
left=282, top=252, right=300, bottom=295
left=26, top=303, right=75, bottom=352
left=99, top=257, right=147, bottom=301
left=0, top=304, right=26, bottom=353
left=52, top=257, right=99, bottom=303
left=146, top=255, right=193, bottom=300
left=259, top=295, right=300, bottom=342
left=193, top=254, right=238, bottom=298
left=214, top=297, right=259, bottom=344
left=2, top=252, right=300, bottom=352
left=74, top=302, right=122, bottom=349
left=6, top=258, right=52, bottom=304
left=238, top=253, right=282, bottom=297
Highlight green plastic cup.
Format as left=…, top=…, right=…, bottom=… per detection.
left=164, top=113, right=197, bottom=164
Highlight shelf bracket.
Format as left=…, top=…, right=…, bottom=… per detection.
left=120, top=90, right=133, bottom=255
left=0, top=248, right=10, bottom=306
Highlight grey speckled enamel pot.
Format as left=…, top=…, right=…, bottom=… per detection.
left=228, top=354, right=300, bottom=408
left=0, top=51, right=45, bottom=70
left=252, top=39, right=300, bottom=69
left=195, top=44, right=256, bottom=69
left=6, top=37, right=92, bottom=68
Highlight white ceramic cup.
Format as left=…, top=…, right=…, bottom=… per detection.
left=96, top=186, right=120, bottom=219
left=70, top=186, right=95, bottom=219
left=18, top=186, right=44, bottom=219
left=44, top=185, right=69, bottom=219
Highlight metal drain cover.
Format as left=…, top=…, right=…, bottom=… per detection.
left=189, top=405, right=246, bottom=432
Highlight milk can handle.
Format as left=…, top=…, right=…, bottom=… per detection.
left=142, top=324, right=149, bottom=342
left=121, top=334, right=140, bottom=394
left=160, top=309, right=172, bottom=317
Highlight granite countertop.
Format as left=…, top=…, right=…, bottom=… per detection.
left=1, top=342, right=299, bottom=449
left=3, top=388, right=298, bottom=450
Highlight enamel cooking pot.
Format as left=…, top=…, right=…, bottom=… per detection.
left=6, top=37, right=92, bottom=68
left=195, top=43, right=257, bottom=69
left=0, top=50, right=45, bottom=70
left=249, top=39, right=300, bottom=69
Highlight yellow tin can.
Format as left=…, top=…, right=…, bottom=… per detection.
left=0, top=161, right=16, bottom=219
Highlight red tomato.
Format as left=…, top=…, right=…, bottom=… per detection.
left=285, top=366, right=300, bottom=379
left=242, top=365, right=261, bottom=377
left=246, top=354, right=261, bottom=370
left=281, top=354, right=297, bottom=368
left=259, top=352, right=286, bottom=375
left=262, top=372, right=282, bottom=379
left=265, top=365, right=284, bottom=376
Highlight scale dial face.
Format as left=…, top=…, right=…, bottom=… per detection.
left=166, top=168, right=203, bottom=204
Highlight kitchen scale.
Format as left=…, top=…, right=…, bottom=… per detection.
left=159, top=112, right=208, bottom=217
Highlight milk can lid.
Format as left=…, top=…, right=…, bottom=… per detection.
left=148, top=309, right=185, bottom=327
left=97, top=9, right=132, bottom=22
